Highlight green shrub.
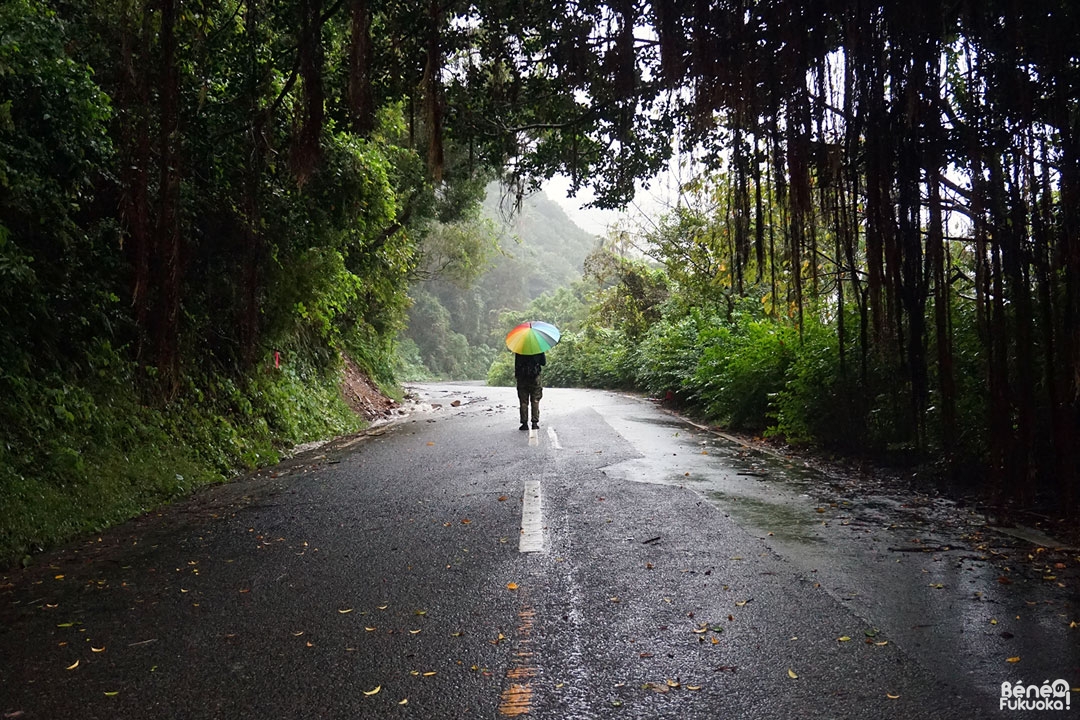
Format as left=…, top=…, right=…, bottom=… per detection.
left=636, top=314, right=708, bottom=401
left=695, top=320, right=796, bottom=431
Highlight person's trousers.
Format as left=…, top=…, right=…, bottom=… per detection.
left=517, top=379, right=542, bottom=425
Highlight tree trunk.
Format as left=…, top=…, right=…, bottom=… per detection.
left=293, top=0, right=324, bottom=183
left=347, top=0, right=375, bottom=136
left=423, top=0, right=444, bottom=181
left=155, top=0, right=182, bottom=394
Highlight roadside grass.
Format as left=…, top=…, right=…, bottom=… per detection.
left=0, top=358, right=363, bottom=568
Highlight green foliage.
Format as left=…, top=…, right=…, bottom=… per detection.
left=0, top=345, right=361, bottom=564
left=487, top=351, right=515, bottom=387
left=0, top=0, right=120, bottom=381
left=694, top=320, right=796, bottom=431
left=635, top=311, right=710, bottom=401
left=546, top=328, right=637, bottom=389
left=394, top=337, right=437, bottom=382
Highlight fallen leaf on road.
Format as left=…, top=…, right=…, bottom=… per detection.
left=735, top=600, right=748, bottom=607
left=422, top=671, right=437, bottom=677
left=292, top=631, right=304, bottom=636
left=306, top=641, right=314, bottom=647
left=610, top=597, right=620, bottom=603
left=363, top=686, right=381, bottom=696
left=886, top=693, right=900, bottom=699
left=788, top=669, right=798, bottom=679
left=377, top=605, right=389, bottom=610
left=91, top=646, right=105, bottom=653
left=507, top=582, right=519, bottom=591
left=498, top=496, right=508, bottom=502
left=104, top=692, right=119, bottom=697
left=365, top=627, right=376, bottom=632
left=666, top=679, right=680, bottom=688
left=426, top=442, right=435, bottom=446
left=686, top=685, right=702, bottom=691
left=398, top=699, right=408, bottom=705
left=65, top=660, right=79, bottom=670
left=338, top=608, right=353, bottom=614
left=461, top=519, right=471, bottom=525
left=875, top=641, right=889, bottom=646
left=1006, top=656, right=1021, bottom=663
left=838, top=636, right=851, bottom=642
left=998, top=576, right=1013, bottom=585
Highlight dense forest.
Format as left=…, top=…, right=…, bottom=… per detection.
left=2, top=0, right=1077, bottom=562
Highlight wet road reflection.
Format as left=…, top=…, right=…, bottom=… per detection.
left=592, top=395, right=1080, bottom=705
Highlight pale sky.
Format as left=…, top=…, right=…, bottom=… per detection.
left=542, top=159, right=688, bottom=238
left=541, top=175, right=625, bottom=237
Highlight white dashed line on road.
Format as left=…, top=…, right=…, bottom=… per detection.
left=519, top=481, right=543, bottom=553
left=546, top=426, right=562, bottom=449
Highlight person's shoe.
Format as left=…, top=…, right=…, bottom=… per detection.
left=531, top=422, right=539, bottom=429
left=519, top=423, right=528, bottom=431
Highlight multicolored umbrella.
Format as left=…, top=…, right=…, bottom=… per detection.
left=505, top=321, right=561, bottom=355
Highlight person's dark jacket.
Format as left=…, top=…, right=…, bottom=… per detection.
left=514, top=352, right=546, bottom=382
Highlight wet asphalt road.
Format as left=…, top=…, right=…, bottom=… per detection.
left=1, top=382, right=1077, bottom=719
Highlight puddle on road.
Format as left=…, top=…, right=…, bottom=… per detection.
left=702, top=490, right=823, bottom=544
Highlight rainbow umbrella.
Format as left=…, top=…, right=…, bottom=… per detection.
left=505, top=321, right=561, bottom=355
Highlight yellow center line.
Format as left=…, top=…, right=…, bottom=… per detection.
left=498, top=606, right=538, bottom=716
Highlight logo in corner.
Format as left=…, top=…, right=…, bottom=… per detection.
left=1000, top=679, right=1072, bottom=712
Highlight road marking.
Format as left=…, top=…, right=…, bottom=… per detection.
left=498, top=607, right=537, bottom=716
left=519, top=481, right=543, bottom=553
left=546, top=426, right=562, bottom=449
left=528, top=429, right=538, bottom=447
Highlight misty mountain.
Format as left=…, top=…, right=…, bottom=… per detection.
left=481, top=184, right=601, bottom=299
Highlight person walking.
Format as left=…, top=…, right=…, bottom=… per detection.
left=515, top=351, right=545, bottom=430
